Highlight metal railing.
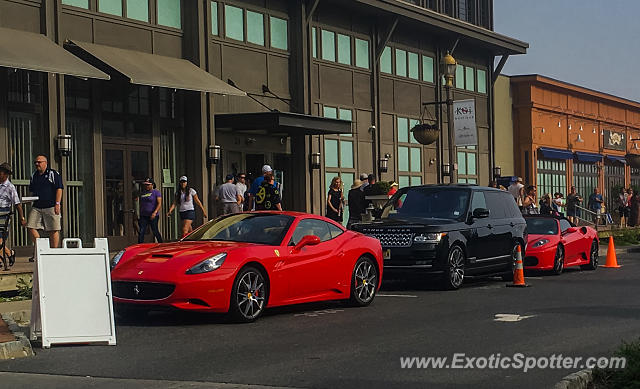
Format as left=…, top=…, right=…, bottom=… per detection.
left=574, top=205, right=606, bottom=230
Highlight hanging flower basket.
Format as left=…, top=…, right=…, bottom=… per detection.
left=410, top=123, right=440, bottom=145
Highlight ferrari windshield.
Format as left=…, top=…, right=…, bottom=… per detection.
left=381, top=187, right=470, bottom=221
left=525, top=218, right=558, bottom=235
left=185, top=213, right=294, bottom=245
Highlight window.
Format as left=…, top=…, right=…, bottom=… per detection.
left=270, top=16, right=288, bottom=50
left=323, top=106, right=337, bottom=119
left=324, top=139, right=338, bottom=167
left=395, top=49, right=407, bottom=77
left=157, top=0, right=181, bottom=28
left=99, top=0, right=122, bottom=16
left=312, top=27, right=317, bottom=58
left=128, top=0, right=149, bottom=22
left=340, top=141, right=353, bottom=168
left=355, top=38, right=369, bottom=69
left=470, top=191, right=487, bottom=211
left=537, top=159, right=567, bottom=199
left=321, top=30, right=335, bottom=61
left=572, top=161, right=596, bottom=203
left=398, top=116, right=422, bottom=185
left=479, top=0, right=491, bottom=28
left=380, top=46, right=392, bottom=74
left=337, top=34, right=351, bottom=65
left=211, top=2, right=219, bottom=34
left=422, top=55, right=434, bottom=83
left=398, top=117, right=409, bottom=143
left=465, top=66, right=475, bottom=91
left=291, top=219, right=334, bottom=245
left=225, top=5, right=244, bottom=41
left=408, top=52, right=419, bottom=79
left=458, top=146, right=478, bottom=184
left=559, top=219, right=572, bottom=232
left=477, top=69, right=487, bottom=93
left=246, top=11, right=264, bottom=45
left=328, top=223, right=343, bottom=239
left=455, top=64, right=465, bottom=89
left=63, top=0, right=88, bottom=8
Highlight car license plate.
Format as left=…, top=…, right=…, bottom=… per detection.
left=383, top=249, right=391, bottom=260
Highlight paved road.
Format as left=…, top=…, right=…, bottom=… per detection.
left=1, top=253, right=639, bottom=389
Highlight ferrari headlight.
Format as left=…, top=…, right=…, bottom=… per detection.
left=186, top=253, right=227, bottom=274
left=531, top=239, right=550, bottom=248
left=110, top=249, right=125, bottom=270
left=414, top=233, right=446, bottom=243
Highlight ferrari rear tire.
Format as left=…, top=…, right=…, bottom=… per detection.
left=552, top=245, right=564, bottom=275
left=580, top=240, right=599, bottom=271
left=229, top=266, right=269, bottom=323
left=349, top=256, right=379, bottom=307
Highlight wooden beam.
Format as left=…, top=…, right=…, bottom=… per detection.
left=306, top=0, right=320, bottom=25
left=375, top=17, right=398, bottom=62
left=492, top=54, right=509, bottom=84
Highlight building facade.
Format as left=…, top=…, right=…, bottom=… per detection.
left=507, top=75, right=640, bottom=214
left=0, top=0, right=526, bottom=250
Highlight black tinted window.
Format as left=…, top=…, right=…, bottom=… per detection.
left=291, top=219, right=333, bottom=245
left=470, top=191, right=487, bottom=212
left=485, top=191, right=508, bottom=219
left=559, top=219, right=572, bottom=232
left=381, top=188, right=470, bottom=221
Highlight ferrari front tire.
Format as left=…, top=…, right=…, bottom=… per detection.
left=229, top=266, right=268, bottom=323
left=349, top=256, right=379, bottom=306
left=552, top=245, right=564, bottom=275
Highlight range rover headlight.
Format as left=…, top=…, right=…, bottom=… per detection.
left=186, top=253, right=227, bottom=274
left=414, top=233, right=447, bottom=243
left=531, top=239, right=550, bottom=248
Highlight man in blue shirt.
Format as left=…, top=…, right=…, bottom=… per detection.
left=27, top=155, right=63, bottom=249
left=247, top=165, right=279, bottom=210
left=588, top=187, right=604, bottom=224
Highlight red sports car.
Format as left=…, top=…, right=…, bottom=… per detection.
left=524, top=215, right=599, bottom=274
left=110, top=212, right=383, bottom=322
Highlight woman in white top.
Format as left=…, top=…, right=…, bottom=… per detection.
left=167, top=176, right=207, bottom=237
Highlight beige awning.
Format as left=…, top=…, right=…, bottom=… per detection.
left=67, top=40, right=245, bottom=96
left=0, top=27, right=109, bottom=79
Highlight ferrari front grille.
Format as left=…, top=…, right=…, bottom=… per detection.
left=112, top=281, right=175, bottom=300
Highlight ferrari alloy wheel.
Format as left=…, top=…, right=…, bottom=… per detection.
left=581, top=240, right=599, bottom=271
left=230, top=266, right=268, bottom=323
left=442, top=245, right=465, bottom=290
left=552, top=245, right=564, bottom=275
left=349, top=256, right=379, bottom=306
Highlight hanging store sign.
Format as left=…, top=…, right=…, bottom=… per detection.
left=603, top=130, right=626, bottom=151
left=453, top=99, right=478, bottom=146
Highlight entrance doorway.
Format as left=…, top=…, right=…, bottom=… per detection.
left=103, top=144, right=152, bottom=250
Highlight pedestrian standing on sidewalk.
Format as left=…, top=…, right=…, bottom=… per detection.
left=235, top=173, right=248, bottom=211
left=137, top=177, right=163, bottom=243
left=248, top=165, right=278, bottom=210
left=166, top=176, right=207, bottom=237
left=0, top=163, right=26, bottom=265
left=255, top=171, right=281, bottom=211
left=588, top=187, right=604, bottom=224
left=216, top=174, right=242, bottom=215
left=617, top=187, right=629, bottom=227
left=326, top=176, right=344, bottom=223
left=508, top=177, right=524, bottom=209
left=629, top=189, right=640, bottom=227
left=521, top=185, right=539, bottom=215
left=359, top=173, right=370, bottom=192
left=566, top=186, right=582, bottom=224
left=347, top=179, right=365, bottom=229
left=27, top=155, right=63, bottom=254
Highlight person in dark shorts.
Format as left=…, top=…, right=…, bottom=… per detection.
left=255, top=172, right=282, bottom=211
left=565, top=186, right=582, bottom=224
left=347, top=179, right=365, bottom=229
left=167, top=176, right=208, bottom=238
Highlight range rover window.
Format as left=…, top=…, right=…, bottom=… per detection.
left=525, top=218, right=558, bottom=235
left=290, top=219, right=333, bottom=245
left=485, top=191, right=508, bottom=219
left=470, top=191, right=487, bottom=213
left=381, top=187, right=470, bottom=221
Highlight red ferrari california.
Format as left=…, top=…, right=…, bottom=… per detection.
left=110, top=212, right=383, bottom=322
left=524, top=215, right=599, bottom=274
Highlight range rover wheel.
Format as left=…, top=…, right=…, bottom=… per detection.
left=501, top=242, right=521, bottom=282
left=229, top=266, right=268, bottom=323
left=441, top=245, right=465, bottom=290
left=552, top=245, right=564, bottom=275
left=349, top=256, right=379, bottom=306
left=580, top=240, right=599, bottom=271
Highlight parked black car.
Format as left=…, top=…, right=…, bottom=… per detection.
left=351, top=185, right=527, bottom=289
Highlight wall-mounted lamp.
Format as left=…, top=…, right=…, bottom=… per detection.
left=379, top=156, right=389, bottom=173
left=56, top=134, right=72, bottom=157
left=558, top=121, right=562, bottom=127
left=442, top=163, right=451, bottom=176
left=568, top=124, right=572, bottom=130
left=493, top=166, right=502, bottom=179
left=600, top=130, right=604, bottom=136
left=580, top=126, right=583, bottom=131
left=592, top=128, right=597, bottom=134
left=310, top=152, right=321, bottom=170
left=207, top=145, right=221, bottom=164
left=541, top=128, right=546, bottom=133
left=576, top=134, right=585, bottom=143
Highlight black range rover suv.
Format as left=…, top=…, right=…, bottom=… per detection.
left=351, top=185, right=527, bottom=289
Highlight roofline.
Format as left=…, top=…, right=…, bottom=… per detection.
left=509, top=74, right=640, bottom=110
left=354, top=0, right=528, bottom=55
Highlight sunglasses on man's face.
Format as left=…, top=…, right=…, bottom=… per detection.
left=34, top=161, right=45, bottom=165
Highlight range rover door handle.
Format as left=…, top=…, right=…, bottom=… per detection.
left=510, top=222, right=515, bottom=227
left=487, top=224, right=493, bottom=229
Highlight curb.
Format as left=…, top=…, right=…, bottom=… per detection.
left=0, top=311, right=33, bottom=360
left=554, top=369, right=593, bottom=389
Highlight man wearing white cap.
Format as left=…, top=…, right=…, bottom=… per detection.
left=248, top=165, right=279, bottom=210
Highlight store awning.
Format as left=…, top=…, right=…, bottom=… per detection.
left=575, top=151, right=603, bottom=163
left=66, top=40, right=245, bottom=95
left=0, top=27, right=108, bottom=79
left=626, top=154, right=640, bottom=168
left=537, top=147, right=573, bottom=160
left=606, top=155, right=627, bottom=164
left=214, top=111, right=352, bottom=136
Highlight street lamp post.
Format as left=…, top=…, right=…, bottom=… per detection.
left=442, top=52, right=457, bottom=184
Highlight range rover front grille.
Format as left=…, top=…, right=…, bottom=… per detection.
left=366, top=232, right=414, bottom=248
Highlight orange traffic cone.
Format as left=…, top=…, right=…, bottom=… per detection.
left=507, top=245, right=529, bottom=287
left=602, top=237, right=621, bottom=268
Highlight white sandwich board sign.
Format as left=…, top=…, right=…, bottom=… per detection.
left=30, top=238, right=116, bottom=348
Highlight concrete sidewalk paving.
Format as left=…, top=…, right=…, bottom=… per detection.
left=0, top=372, right=301, bottom=389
